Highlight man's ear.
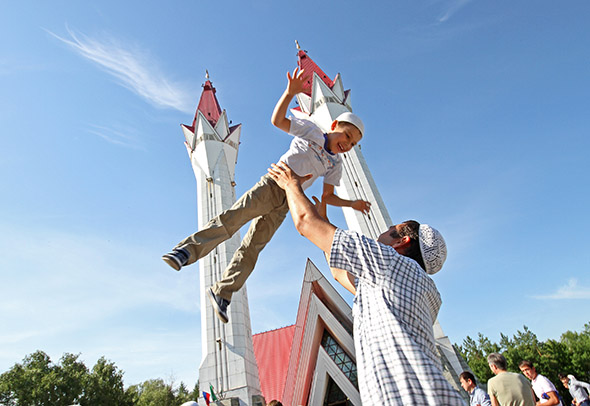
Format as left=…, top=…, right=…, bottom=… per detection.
left=392, top=235, right=411, bottom=249
left=331, top=120, right=338, bottom=131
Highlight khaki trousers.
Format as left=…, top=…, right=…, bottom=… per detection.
left=177, top=175, right=289, bottom=301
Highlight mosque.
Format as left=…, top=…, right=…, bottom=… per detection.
left=180, top=45, right=469, bottom=406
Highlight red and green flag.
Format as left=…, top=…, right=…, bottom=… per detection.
left=209, top=384, right=218, bottom=401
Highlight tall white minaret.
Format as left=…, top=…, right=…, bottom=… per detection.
left=290, top=45, right=466, bottom=393
left=181, top=74, right=264, bottom=406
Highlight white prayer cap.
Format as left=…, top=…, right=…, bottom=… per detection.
left=418, top=224, right=447, bottom=275
left=335, top=112, right=364, bottom=136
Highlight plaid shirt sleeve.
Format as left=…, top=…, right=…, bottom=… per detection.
left=329, top=228, right=403, bottom=286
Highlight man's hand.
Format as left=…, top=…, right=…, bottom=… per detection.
left=286, top=67, right=307, bottom=96
left=351, top=199, right=371, bottom=214
left=268, top=162, right=312, bottom=190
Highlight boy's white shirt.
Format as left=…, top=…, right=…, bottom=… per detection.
left=278, top=117, right=342, bottom=190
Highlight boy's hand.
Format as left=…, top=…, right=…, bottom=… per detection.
left=312, top=196, right=328, bottom=221
left=351, top=199, right=371, bottom=214
left=286, top=67, right=307, bottom=96
left=268, top=162, right=312, bottom=190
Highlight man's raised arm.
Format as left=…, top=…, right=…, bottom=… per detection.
left=268, top=162, right=335, bottom=253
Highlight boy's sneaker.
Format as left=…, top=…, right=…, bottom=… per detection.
left=207, top=287, right=229, bottom=324
left=162, top=247, right=190, bottom=271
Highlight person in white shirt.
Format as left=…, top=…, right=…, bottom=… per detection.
left=519, top=360, right=562, bottom=406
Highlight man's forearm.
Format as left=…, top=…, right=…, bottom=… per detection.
left=283, top=182, right=335, bottom=254
left=284, top=182, right=323, bottom=235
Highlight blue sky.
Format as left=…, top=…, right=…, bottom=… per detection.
left=1, top=0, right=589, bottom=389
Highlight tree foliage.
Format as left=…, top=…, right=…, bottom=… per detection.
left=0, top=351, right=197, bottom=406
left=456, top=322, right=590, bottom=403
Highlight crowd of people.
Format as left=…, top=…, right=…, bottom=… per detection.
left=460, top=355, right=590, bottom=406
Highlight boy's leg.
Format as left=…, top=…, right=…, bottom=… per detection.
left=171, top=176, right=277, bottom=266
left=211, top=196, right=289, bottom=302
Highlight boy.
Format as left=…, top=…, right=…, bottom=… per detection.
left=162, top=67, right=370, bottom=323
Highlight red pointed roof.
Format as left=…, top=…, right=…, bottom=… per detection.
left=252, top=325, right=296, bottom=403
left=297, top=50, right=335, bottom=96
left=191, top=80, right=222, bottom=129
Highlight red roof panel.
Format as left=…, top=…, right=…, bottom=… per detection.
left=253, top=325, right=296, bottom=403
left=297, top=50, right=335, bottom=96
left=192, top=80, right=222, bottom=128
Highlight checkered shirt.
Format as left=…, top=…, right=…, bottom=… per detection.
left=330, top=228, right=466, bottom=406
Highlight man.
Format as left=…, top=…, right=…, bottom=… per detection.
left=558, top=373, right=590, bottom=406
left=519, top=360, right=562, bottom=406
left=487, top=353, right=535, bottom=406
left=460, top=371, right=492, bottom=406
left=268, top=162, right=465, bottom=405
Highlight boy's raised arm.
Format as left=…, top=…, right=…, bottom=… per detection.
left=271, top=67, right=307, bottom=133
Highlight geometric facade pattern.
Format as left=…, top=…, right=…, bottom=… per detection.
left=321, top=331, right=358, bottom=390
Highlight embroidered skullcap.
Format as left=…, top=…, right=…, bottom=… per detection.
left=335, top=112, right=364, bottom=136
left=418, top=224, right=447, bottom=275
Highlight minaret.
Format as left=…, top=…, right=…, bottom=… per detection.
left=181, top=73, right=264, bottom=406
left=291, top=44, right=466, bottom=393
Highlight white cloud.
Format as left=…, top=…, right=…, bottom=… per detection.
left=86, top=123, right=145, bottom=150
left=534, top=278, right=590, bottom=300
left=47, top=27, right=195, bottom=114
left=438, top=0, right=473, bottom=23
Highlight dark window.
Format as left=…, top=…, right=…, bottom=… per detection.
left=323, top=376, right=353, bottom=406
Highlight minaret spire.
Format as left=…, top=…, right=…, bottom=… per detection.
left=288, top=48, right=466, bottom=397
left=181, top=78, right=263, bottom=406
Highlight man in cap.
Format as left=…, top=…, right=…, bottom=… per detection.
left=268, top=162, right=465, bottom=406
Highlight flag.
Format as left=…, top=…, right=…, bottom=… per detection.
left=202, top=391, right=211, bottom=406
left=209, top=384, right=218, bottom=401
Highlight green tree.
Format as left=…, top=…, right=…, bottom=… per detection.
left=457, top=333, right=499, bottom=383
left=81, top=356, right=134, bottom=406
left=0, top=351, right=89, bottom=406
left=560, top=322, right=590, bottom=381
left=175, top=381, right=192, bottom=404
left=131, top=379, right=175, bottom=406
left=190, top=381, right=199, bottom=400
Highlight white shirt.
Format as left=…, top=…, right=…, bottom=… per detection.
left=329, top=228, right=466, bottom=405
left=278, top=117, right=342, bottom=190
left=532, top=374, right=562, bottom=405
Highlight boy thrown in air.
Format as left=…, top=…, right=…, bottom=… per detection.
left=162, top=67, right=370, bottom=323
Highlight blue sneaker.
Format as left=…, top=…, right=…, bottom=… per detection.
left=207, top=287, right=229, bottom=324
left=162, top=247, right=189, bottom=271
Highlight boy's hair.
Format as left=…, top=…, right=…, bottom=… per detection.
left=519, top=360, right=534, bottom=369
left=267, top=401, right=283, bottom=406
left=395, top=220, right=427, bottom=271
left=460, top=371, right=476, bottom=384
left=558, top=373, right=568, bottom=380
left=487, top=353, right=507, bottom=370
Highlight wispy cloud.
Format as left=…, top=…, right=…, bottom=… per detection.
left=47, top=27, right=195, bottom=114
left=86, top=124, right=145, bottom=150
left=438, top=0, right=474, bottom=23
left=534, top=278, right=590, bottom=300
